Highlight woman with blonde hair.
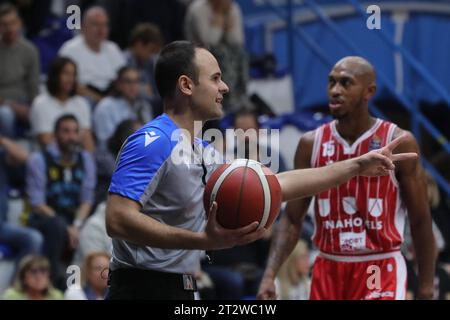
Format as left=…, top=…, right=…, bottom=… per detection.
left=2, top=255, right=63, bottom=300
left=275, top=240, right=311, bottom=300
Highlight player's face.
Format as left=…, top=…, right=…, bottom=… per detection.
left=191, top=49, right=229, bottom=121
left=327, top=67, right=366, bottom=120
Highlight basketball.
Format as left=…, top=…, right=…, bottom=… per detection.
left=203, top=159, right=282, bottom=229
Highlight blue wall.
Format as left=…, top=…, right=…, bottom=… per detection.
left=237, top=0, right=450, bottom=110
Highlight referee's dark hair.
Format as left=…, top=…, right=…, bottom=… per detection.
left=154, top=41, right=200, bottom=100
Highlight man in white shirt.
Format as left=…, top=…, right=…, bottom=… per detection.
left=59, top=6, right=125, bottom=103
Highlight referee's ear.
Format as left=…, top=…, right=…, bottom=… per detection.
left=178, top=75, right=194, bottom=96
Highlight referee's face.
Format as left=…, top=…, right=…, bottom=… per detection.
left=191, top=49, right=229, bottom=121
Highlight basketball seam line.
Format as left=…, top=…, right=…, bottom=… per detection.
left=235, top=159, right=250, bottom=228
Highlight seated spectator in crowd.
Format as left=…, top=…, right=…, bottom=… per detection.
left=232, top=107, right=287, bottom=173
left=93, top=66, right=152, bottom=149
left=185, top=0, right=244, bottom=47
left=202, top=234, right=271, bottom=299
left=59, top=6, right=125, bottom=104
left=26, top=115, right=96, bottom=289
left=185, top=0, right=248, bottom=111
left=404, top=172, right=450, bottom=300
left=94, top=119, right=140, bottom=205
left=72, top=203, right=112, bottom=266
left=0, top=0, right=52, bottom=38
left=65, top=251, right=109, bottom=300
left=0, top=3, right=40, bottom=137
left=0, top=135, right=42, bottom=269
left=3, top=255, right=63, bottom=300
left=124, top=22, right=163, bottom=115
left=405, top=237, right=450, bottom=300
left=275, top=240, right=311, bottom=300
left=30, top=57, right=95, bottom=152
left=99, top=0, right=186, bottom=48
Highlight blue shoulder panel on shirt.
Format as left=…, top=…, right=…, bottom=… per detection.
left=108, top=114, right=178, bottom=203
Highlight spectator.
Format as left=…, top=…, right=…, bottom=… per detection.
left=94, top=119, right=140, bottom=205
left=30, top=57, right=95, bottom=152
left=72, top=202, right=112, bottom=266
left=26, top=115, right=96, bottom=289
left=0, top=135, right=42, bottom=270
left=185, top=0, right=248, bottom=111
left=0, top=0, right=51, bottom=38
left=65, top=251, right=109, bottom=300
left=0, top=3, right=40, bottom=137
left=424, top=171, right=450, bottom=264
left=202, top=234, right=271, bottom=299
left=124, top=22, right=163, bottom=113
left=275, top=240, right=311, bottom=300
left=404, top=172, right=450, bottom=300
left=185, top=0, right=244, bottom=47
left=232, top=107, right=287, bottom=173
left=93, top=66, right=152, bottom=149
left=2, top=255, right=63, bottom=300
left=100, top=0, right=186, bottom=48
left=59, top=6, right=125, bottom=104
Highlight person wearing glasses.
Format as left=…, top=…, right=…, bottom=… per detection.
left=65, top=251, right=110, bottom=300
left=93, top=66, right=153, bottom=151
left=3, top=255, right=63, bottom=300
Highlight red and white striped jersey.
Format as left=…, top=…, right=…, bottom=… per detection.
left=310, top=119, right=407, bottom=255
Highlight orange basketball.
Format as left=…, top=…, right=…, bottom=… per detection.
left=203, top=159, right=282, bottom=229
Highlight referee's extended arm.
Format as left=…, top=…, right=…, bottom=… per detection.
left=106, top=194, right=266, bottom=251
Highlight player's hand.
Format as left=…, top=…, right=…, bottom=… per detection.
left=203, top=202, right=267, bottom=250
left=356, top=134, right=418, bottom=177
left=257, top=276, right=277, bottom=300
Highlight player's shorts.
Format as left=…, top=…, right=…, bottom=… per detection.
left=310, top=251, right=407, bottom=300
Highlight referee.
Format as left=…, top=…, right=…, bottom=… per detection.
left=105, top=41, right=266, bottom=300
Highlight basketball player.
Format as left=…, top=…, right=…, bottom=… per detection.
left=257, top=56, right=436, bottom=300
left=105, top=44, right=418, bottom=299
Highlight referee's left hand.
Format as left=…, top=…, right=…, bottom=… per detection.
left=202, top=202, right=267, bottom=250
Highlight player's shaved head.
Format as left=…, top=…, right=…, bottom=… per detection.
left=333, top=56, right=376, bottom=86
